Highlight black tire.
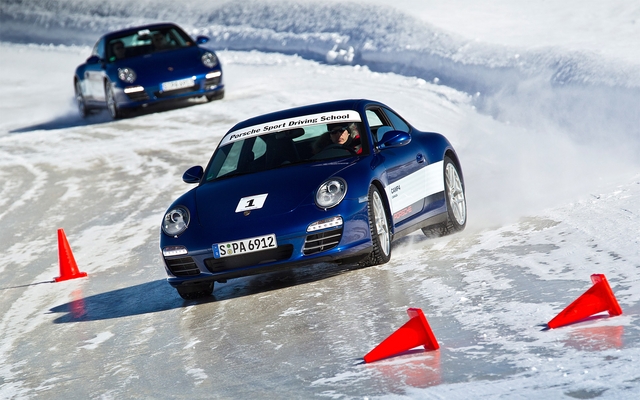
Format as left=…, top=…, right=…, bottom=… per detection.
left=75, top=80, right=88, bottom=118
left=422, top=156, right=467, bottom=238
left=206, top=89, right=225, bottom=102
left=360, top=185, right=392, bottom=267
left=105, top=81, right=121, bottom=119
left=176, top=281, right=214, bottom=300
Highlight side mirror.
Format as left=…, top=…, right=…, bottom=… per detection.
left=182, top=166, right=204, bottom=184
left=196, top=36, right=210, bottom=44
left=377, top=130, right=411, bottom=149
left=86, top=55, right=101, bottom=64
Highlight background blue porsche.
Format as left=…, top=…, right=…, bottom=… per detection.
left=160, top=99, right=466, bottom=299
left=73, top=22, right=224, bottom=119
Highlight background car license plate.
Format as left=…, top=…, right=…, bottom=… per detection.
left=161, top=77, right=194, bottom=92
left=213, top=234, right=277, bottom=258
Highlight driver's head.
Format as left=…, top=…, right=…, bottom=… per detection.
left=112, top=40, right=125, bottom=59
left=327, top=123, right=350, bottom=145
left=152, top=33, right=167, bottom=49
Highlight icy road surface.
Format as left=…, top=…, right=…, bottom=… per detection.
left=1, top=41, right=640, bottom=398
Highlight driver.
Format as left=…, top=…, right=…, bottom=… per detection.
left=111, top=40, right=126, bottom=60
left=313, top=123, right=360, bottom=154
left=152, top=32, right=170, bottom=50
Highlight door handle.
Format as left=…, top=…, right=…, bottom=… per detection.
left=416, top=153, right=425, bottom=163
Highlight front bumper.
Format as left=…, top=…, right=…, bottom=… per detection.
left=161, top=207, right=372, bottom=288
left=116, top=70, right=223, bottom=108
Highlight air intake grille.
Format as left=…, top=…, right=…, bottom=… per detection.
left=165, top=257, right=200, bottom=276
left=126, top=91, right=149, bottom=101
left=205, top=76, right=221, bottom=87
left=155, top=86, right=197, bottom=98
left=303, top=227, right=342, bottom=255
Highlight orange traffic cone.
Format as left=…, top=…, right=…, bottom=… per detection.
left=364, top=308, right=439, bottom=363
left=54, top=228, right=87, bottom=282
left=547, top=274, right=622, bottom=329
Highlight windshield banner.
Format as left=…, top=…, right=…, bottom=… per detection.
left=220, top=110, right=362, bottom=146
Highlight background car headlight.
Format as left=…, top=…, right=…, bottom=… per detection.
left=201, top=52, right=218, bottom=68
left=315, top=178, right=347, bottom=209
left=117, top=67, right=137, bottom=83
left=162, top=206, right=190, bottom=236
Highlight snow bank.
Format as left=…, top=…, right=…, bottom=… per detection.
left=3, top=0, right=639, bottom=161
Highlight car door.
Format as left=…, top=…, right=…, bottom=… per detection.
left=83, top=39, right=107, bottom=102
left=366, top=106, right=427, bottom=224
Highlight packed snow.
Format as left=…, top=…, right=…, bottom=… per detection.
left=1, top=0, right=639, bottom=398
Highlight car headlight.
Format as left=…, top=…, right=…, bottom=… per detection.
left=201, top=52, right=218, bottom=68
left=315, top=178, right=347, bottom=209
left=162, top=206, right=190, bottom=236
left=118, top=67, right=136, bottom=83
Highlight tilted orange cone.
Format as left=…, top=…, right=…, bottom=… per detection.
left=364, top=308, right=439, bottom=363
left=54, top=228, right=87, bottom=282
left=547, top=274, right=622, bottom=329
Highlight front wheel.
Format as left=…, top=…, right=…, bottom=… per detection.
left=422, top=156, right=467, bottom=237
left=105, top=82, right=121, bottom=119
left=360, top=185, right=392, bottom=267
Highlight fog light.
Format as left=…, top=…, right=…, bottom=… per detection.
left=124, top=86, right=144, bottom=93
left=206, top=71, right=221, bottom=79
left=307, top=216, right=343, bottom=232
left=163, top=245, right=188, bottom=257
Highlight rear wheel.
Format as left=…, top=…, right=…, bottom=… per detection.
left=105, top=81, right=121, bottom=119
left=75, top=80, right=88, bottom=118
left=176, top=281, right=214, bottom=300
left=360, top=185, right=392, bottom=267
left=422, top=156, right=467, bottom=237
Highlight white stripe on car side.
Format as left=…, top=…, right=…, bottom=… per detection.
left=385, top=160, right=444, bottom=214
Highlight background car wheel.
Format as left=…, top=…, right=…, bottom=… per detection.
left=75, top=80, right=88, bottom=118
left=105, top=82, right=121, bottom=119
left=360, top=185, right=392, bottom=267
left=176, top=281, right=214, bottom=300
left=206, top=89, right=225, bottom=102
left=422, top=155, right=467, bottom=238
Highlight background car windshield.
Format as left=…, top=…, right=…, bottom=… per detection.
left=106, top=27, right=194, bottom=62
left=205, top=121, right=366, bottom=181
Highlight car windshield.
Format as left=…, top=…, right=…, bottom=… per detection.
left=205, top=116, right=367, bottom=181
left=106, top=26, right=194, bottom=62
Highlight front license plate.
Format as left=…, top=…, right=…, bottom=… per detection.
left=161, top=77, right=195, bottom=92
left=213, top=234, right=277, bottom=258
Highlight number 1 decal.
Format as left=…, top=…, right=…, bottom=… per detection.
left=235, top=193, right=268, bottom=212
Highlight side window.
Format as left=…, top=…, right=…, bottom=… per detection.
left=366, top=108, right=392, bottom=143
left=365, top=109, right=383, bottom=129
left=91, top=39, right=105, bottom=59
left=383, top=108, right=410, bottom=133
left=91, top=42, right=99, bottom=57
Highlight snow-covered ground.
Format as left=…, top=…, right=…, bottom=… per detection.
left=1, top=1, right=639, bottom=398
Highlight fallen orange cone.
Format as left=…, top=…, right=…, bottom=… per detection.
left=54, top=228, right=87, bottom=282
left=547, top=274, right=622, bottom=329
left=364, top=308, right=439, bottom=363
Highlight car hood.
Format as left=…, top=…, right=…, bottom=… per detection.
left=194, top=160, right=356, bottom=228
left=110, top=47, right=208, bottom=84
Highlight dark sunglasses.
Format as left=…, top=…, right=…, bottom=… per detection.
left=330, top=127, right=347, bottom=135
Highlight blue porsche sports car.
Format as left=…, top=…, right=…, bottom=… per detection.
left=74, top=22, right=224, bottom=119
left=160, top=99, right=467, bottom=299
